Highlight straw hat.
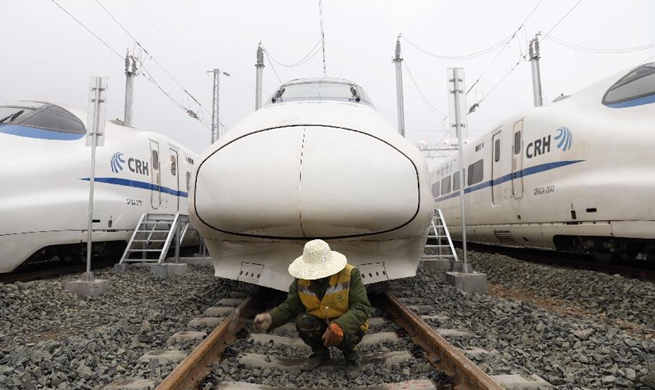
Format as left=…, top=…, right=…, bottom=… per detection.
left=288, top=239, right=347, bottom=280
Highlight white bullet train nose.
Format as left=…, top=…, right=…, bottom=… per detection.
left=193, top=125, right=421, bottom=238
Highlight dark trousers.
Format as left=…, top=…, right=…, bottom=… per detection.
left=295, top=313, right=364, bottom=361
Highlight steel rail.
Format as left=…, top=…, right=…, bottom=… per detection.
left=156, top=297, right=253, bottom=390
left=384, top=292, right=503, bottom=390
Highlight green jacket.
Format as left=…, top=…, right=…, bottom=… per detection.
left=269, top=267, right=371, bottom=338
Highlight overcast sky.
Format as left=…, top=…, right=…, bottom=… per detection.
left=2, top=0, right=654, bottom=163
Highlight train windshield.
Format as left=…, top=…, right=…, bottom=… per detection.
left=0, top=106, right=35, bottom=124
left=266, top=79, right=374, bottom=107
left=603, top=63, right=655, bottom=107
left=0, top=103, right=86, bottom=133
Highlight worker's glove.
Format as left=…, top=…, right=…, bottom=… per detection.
left=254, top=313, right=272, bottom=331
left=322, top=322, right=344, bottom=347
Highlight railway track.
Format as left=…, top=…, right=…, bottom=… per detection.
left=462, top=243, right=655, bottom=281
left=0, top=259, right=117, bottom=284
left=145, top=289, right=551, bottom=390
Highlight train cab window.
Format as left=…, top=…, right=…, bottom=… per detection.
left=0, top=106, right=36, bottom=124
left=603, top=63, right=655, bottom=107
left=514, top=130, right=521, bottom=155
left=441, top=176, right=451, bottom=195
left=431, top=182, right=440, bottom=198
left=494, top=139, right=500, bottom=162
left=467, top=159, right=484, bottom=186
left=186, top=172, right=191, bottom=191
left=453, top=170, right=464, bottom=191
left=266, top=79, right=374, bottom=107
left=19, top=105, right=85, bottom=133
left=170, top=155, right=177, bottom=176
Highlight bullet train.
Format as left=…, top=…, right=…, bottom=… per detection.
left=189, top=77, right=435, bottom=291
left=0, top=101, right=197, bottom=272
left=432, top=62, right=655, bottom=262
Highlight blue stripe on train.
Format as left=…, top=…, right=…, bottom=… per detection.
left=0, top=125, right=85, bottom=140
left=81, top=177, right=188, bottom=198
left=606, top=94, right=655, bottom=108
left=434, top=159, right=584, bottom=203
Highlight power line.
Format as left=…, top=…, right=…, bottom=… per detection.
left=49, top=0, right=123, bottom=60
left=318, top=0, right=327, bottom=77
left=541, top=0, right=585, bottom=39
left=263, top=50, right=283, bottom=85
left=126, top=0, right=208, bottom=75
left=403, top=62, right=446, bottom=118
left=264, top=39, right=322, bottom=68
left=476, top=57, right=526, bottom=107
left=92, top=0, right=206, bottom=111
left=545, top=35, right=655, bottom=53
left=466, top=0, right=545, bottom=94
left=50, top=0, right=208, bottom=126
left=402, top=34, right=511, bottom=61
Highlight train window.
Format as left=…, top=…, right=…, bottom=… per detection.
left=431, top=182, right=440, bottom=198
left=494, top=139, right=500, bottom=162
left=18, top=105, right=85, bottom=133
left=152, top=150, right=159, bottom=170
left=441, top=176, right=451, bottom=195
left=467, top=159, right=484, bottom=185
left=266, top=79, right=374, bottom=107
left=603, top=63, right=655, bottom=106
left=453, top=170, right=464, bottom=191
left=514, top=130, right=521, bottom=155
left=186, top=172, right=191, bottom=191
left=170, top=155, right=177, bottom=176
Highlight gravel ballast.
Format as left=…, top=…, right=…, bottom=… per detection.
left=0, top=265, right=252, bottom=389
left=393, top=250, right=655, bottom=390
left=0, top=250, right=653, bottom=390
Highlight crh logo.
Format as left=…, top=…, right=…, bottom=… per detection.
left=111, top=152, right=125, bottom=173
left=555, top=127, right=573, bottom=151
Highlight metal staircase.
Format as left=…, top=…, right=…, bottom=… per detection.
left=119, top=213, right=192, bottom=265
left=422, top=209, right=459, bottom=263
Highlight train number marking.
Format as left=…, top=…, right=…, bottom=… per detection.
left=534, top=185, right=555, bottom=196
left=126, top=198, right=143, bottom=206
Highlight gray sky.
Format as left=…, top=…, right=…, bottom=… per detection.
left=2, top=0, right=654, bottom=161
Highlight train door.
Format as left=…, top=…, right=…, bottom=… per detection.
left=491, top=130, right=502, bottom=205
left=149, top=140, right=161, bottom=209
left=511, top=120, right=524, bottom=199
left=169, top=148, right=180, bottom=212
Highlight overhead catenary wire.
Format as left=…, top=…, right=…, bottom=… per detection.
left=403, top=62, right=446, bottom=119
left=541, top=0, right=585, bottom=39
left=49, top=0, right=123, bottom=60
left=545, top=35, right=655, bottom=54
left=92, top=0, right=206, bottom=112
left=126, top=0, right=208, bottom=76
left=263, top=39, right=323, bottom=68
left=49, top=0, right=208, bottom=127
left=263, top=50, right=283, bottom=85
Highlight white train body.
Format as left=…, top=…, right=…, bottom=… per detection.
left=432, top=63, right=655, bottom=260
left=0, top=101, right=197, bottom=272
left=189, top=78, right=434, bottom=291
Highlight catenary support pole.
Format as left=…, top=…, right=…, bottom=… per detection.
left=452, top=68, right=468, bottom=271
left=393, top=36, right=406, bottom=137
left=529, top=35, right=543, bottom=107
left=124, top=50, right=137, bottom=127
left=208, top=69, right=220, bottom=143
left=255, top=43, right=265, bottom=110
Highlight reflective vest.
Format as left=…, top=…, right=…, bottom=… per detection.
left=297, top=264, right=369, bottom=332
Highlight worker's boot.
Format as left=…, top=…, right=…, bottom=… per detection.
left=301, top=350, right=330, bottom=371
left=342, top=346, right=361, bottom=380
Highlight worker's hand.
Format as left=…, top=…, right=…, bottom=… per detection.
left=322, top=322, right=344, bottom=346
left=254, top=313, right=272, bottom=331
